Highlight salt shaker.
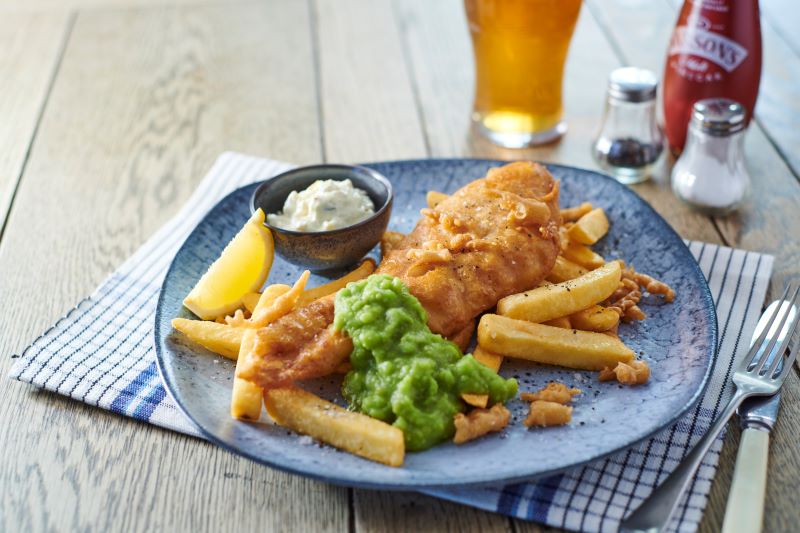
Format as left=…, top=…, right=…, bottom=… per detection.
left=671, top=99, right=750, bottom=214
left=593, top=67, right=664, bottom=184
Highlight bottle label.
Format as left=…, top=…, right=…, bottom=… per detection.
left=669, top=26, right=748, bottom=74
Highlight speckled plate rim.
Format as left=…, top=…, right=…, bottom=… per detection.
left=154, top=158, right=718, bottom=490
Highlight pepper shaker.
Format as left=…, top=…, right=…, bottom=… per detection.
left=593, top=67, right=665, bottom=184
left=671, top=99, right=750, bottom=214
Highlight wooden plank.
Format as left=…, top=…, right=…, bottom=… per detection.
left=702, top=368, right=800, bottom=533
left=392, top=2, right=722, bottom=533
left=658, top=0, right=800, bottom=178
left=759, top=0, right=800, bottom=58
left=0, top=3, right=351, bottom=532
left=590, top=0, right=800, bottom=294
left=354, top=491, right=514, bottom=533
left=313, top=0, right=511, bottom=529
left=587, top=2, right=800, bottom=532
left=0, top=11, right=70, bottom=233
left=753, top=12, right=800, bottom=178
left=314, top=0, right=427, bottom=162
left=0, top=0, right=235, bottom=9
left=396, top=0, right=722, bottom=245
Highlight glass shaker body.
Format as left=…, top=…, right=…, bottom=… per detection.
left=671, top=99, right=750, bottom=214
left=593, top=68, right=664, bottom=184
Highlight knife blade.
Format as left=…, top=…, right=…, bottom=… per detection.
left=721, top=299, right=797, bottom=533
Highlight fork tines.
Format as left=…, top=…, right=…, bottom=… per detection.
left=744, top=283, right=800, bottom=381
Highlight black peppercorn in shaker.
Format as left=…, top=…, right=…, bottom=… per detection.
left=592, top=67, right=665, bottom=184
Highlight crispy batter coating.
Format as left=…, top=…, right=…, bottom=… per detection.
left=520, top=382, right=581, bottom=404
left=627, top=269, right=675, bottom=302
left=237, top=295, right=353, bottom=385
left=379, top=161, right=561, bottom=338
left=599, top=360, right=650, bottom=385
left=448, top=319, right=476, bottom=352
left=453, top=404, right=511, bottom=444
left=380, top=230, right=406, bottom=257
left=523, top=401, right=573, bottom=427
left=607, top=276, right=645, bottom=322
left=603, top=263, right=674, bottom=323
left=238, top=162, right=561, bottom=389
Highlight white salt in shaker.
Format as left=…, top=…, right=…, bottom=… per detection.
left=671, top=99, right=750, bottom=214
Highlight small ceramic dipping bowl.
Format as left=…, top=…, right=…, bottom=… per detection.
left=251, top=164, right=393, bottom=271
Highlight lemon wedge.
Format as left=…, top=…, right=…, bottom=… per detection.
left=183, top=209, right=274, bottom=320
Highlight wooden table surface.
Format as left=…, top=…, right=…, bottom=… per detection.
left=1, top=0, right=798, bottom=531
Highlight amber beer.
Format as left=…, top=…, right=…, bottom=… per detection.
left=465, top=0, right=582, bottom=147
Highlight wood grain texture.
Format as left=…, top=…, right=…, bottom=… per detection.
left=0, top=0, right=797, bottom=532
left=590, top=0, right=800, bottom=294
left=0, top=0, right=235, bottom=10
left=354, top=491, right=514, bottom=533
left=0, top=11, right=70, bottom=233
left=396, top=0, right=722, bottom=245
left=588, top=1, right=800, bottom=532
left=761, top=0, right=800, bottom=58
left=0, top=3, right=350, bottom=532
left=660, top=0, right=800, bottom=179
left=314, top=0, right=427, bottom=162
left=752, top=12, right=800, bottom=179
left=393, top=2, right=717, bottom=532
left=312, top=0, right=512, bottom=529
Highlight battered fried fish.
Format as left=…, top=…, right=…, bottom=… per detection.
left=237, top=161, right=561, bottom=388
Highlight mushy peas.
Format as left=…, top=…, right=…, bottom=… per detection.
left=334, top=274, right=517, bottom=451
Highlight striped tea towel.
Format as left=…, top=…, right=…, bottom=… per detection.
left=8, top=152, right=773, bottom=533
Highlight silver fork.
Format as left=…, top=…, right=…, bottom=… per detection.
left=620, top=283, right=800, bottom=533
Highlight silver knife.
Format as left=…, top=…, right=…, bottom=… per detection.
left=721, top=300, right=796, bottom=533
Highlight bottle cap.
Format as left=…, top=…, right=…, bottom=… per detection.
left=691, top=99, right=746, bottom=136
left=608, top=67, right=658, bottom=103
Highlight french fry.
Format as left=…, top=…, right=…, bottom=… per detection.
left=462, top=346, right=504, bottom=408
left=244, top=272, right=309, bottom=328
left=171, top=318, right=244, bottom=360
left=473, top=345, right=504, bottom=370
left=546, top=256, right=589, bottom=283
left=478, top=314, right=634, bottom=371
left=242, top=292, right=261, bottom=313
left=426, top=190, right=449, bottom=208
left=562, top=242, right=605, bottom=270
left=560, top=202, right=593, bottom=222
left=498, top=261, right=622, bottom=323
left=569, top=305, right=620, bottom=332
left=231, top=282, right=295, bottom=420
left=297, top=259, right=375, bottom=307
left=543, top=316, right=572, bottom=329
left=231, top=329, right=263, bottom=420
left=264, top=387, right=405, bottom=467
left=567, top=208, right=609, bottom=245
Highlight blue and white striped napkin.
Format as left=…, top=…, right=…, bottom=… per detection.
left=8, top=152, right=773, bottom=533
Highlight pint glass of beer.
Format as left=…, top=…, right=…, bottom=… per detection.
left=465, top=0, right=582, bottom=147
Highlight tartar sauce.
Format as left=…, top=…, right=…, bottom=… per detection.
left=267, top=179, right=375, bottom=232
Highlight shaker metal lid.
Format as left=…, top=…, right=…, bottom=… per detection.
left=691, top=98, right=746, bottom=135
left=608, top=67, right=658, bottom=103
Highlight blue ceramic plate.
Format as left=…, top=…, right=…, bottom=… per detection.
left=154, top=159, right=716, bottom=489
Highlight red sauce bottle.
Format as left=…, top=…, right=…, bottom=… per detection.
left=662, top=0, right=762, bottom=154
